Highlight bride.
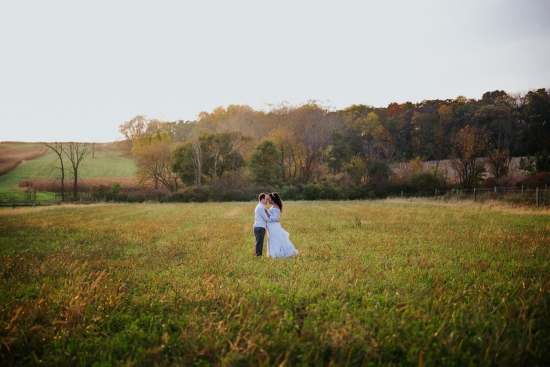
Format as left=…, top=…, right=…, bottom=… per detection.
left=266, top=192, right=299, bottom=258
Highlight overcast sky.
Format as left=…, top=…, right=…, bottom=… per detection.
left=1, top=0, right=549, bottom=143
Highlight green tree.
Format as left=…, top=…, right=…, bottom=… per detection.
left=171, top=141, right=200, bottom=187
left=200, top=132, right=246, bottom=181
left=326, top=129, right=350, bottom=174
left=523, top=89, right=550, bottom=153
left=343, top=155, right=366, bottom=185
left=367, top=159, right=391, bottom=181
left=249, top=140, right=283, bottom=186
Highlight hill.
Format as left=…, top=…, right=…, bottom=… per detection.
left=0, top=143, right=136, bottom=193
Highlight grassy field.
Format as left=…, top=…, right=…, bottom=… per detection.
left=0, top=144, right=136, bottom=193
left=0, top=199, right=548, bottom=366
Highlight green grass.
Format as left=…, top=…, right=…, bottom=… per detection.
left=0, top=146, right=136, bottom=192
left=0, top=199, right=549, bottom=366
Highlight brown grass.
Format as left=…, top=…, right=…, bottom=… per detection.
left=18, top=177, right=139, bottom=192
left=0, top=144, right=49, bottom=176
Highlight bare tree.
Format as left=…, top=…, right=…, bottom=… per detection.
left=44, top=142, right=66, bottom=201
left=64, top=142, right=92, bottom=200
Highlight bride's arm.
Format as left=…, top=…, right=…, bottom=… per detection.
left=268, top=208, right=280, bottom=222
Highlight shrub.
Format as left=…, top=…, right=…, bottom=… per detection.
left=173, top=186, right=211, bottom=203
left=344, top=185, right=375, bottom=200
left=367, top=160, right=391, bottom=181
left=301, top=183, right=322, bottom=200
left=523, top=172, right=550, bottom=189
left=403, top=171, right=446, bottom=193
left=319, top=183, right=345, bottom=200
left=209, top=187, right=253, bottom=202
left=278, top=185, right=301, bottom=201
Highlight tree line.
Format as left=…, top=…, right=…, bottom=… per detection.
left=121, top=88, right=549, bottom=198
left=43, top=88, right=549, bottom=202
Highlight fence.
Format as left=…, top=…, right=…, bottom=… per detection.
left=396, top=185, right=550, bottom=207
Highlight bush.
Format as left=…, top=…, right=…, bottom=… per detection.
left=173, top=186, right=211, bottom=202
left=209, top=187, right=253, bottom=202
left=369, top=178, right=393, bottom=198
left=480, top=177, right=497, bottom=189
left=319, top=183, right=345, bottom=200
left=344, top=185, right=375, bottom=200
left=367, top=160, right=391, bottom=180
left=523, top=172, right=550, bottom=189
left=278, top=185, right=302, bottom=201
left=402, top=171, right=447, bottom=193
left=301, top=183, right=322, bottom=200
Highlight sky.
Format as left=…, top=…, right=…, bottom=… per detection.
left=1, top=0, right=549, bottom=143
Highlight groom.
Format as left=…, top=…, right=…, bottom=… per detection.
left=253, top=193, right=276, bottom=257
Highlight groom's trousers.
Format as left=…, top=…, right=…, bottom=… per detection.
left=254, top=227, right=266, bottom=256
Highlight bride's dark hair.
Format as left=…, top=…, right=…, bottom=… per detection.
left=269, top=192, right=283, bottom=212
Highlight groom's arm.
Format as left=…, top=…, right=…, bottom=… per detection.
left=257, top=206, right=273, bottom=222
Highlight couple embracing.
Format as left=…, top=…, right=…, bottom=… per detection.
left=253, top=192, right=299, bottom=258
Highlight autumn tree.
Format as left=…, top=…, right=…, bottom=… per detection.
left=289, top=102, right=345, bottom=182
left=267, top=126, right=301, bottom=181
left=132, top=132, right=179, bottom=192
left=486, top=149, right=511, bottom=179
left=118, top=115, right=147, bottom=153
left=450, top=126, right=490, bottom=189
left=64, top=142, right=92, bottom=199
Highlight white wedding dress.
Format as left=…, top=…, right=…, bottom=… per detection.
left=266, top=207, right=299, bottom=258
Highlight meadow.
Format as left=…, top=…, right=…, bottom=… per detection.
left=0, top=199, right=549, bottom=366
left=0, top=143, right=136, bottom=198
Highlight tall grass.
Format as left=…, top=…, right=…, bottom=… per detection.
left=0, top=199, right=548, bottom=365
left=18, top=177, right=138, bottom=192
